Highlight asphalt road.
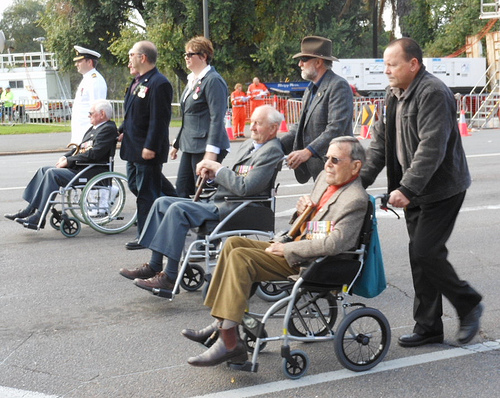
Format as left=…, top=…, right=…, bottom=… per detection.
left=1, top=130, right=499, bottom=397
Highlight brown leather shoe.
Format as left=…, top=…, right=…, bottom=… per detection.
left=187, top=325, right=248, bottom=367
left=182, top=321, right=220, bottom=345
left=134, top=272, right=179, bottom=293
left=119, top=263, right=158, bottom=280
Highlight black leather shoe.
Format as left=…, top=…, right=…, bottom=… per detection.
left=457, top=303, right=483, bottom=344
left=125, top=238, right=145, bottom=250
left=398, top=332, right=444, bottom=347
left=5, top=207, right=35, bottom=221
left=16, top=212, right=44, bottom=230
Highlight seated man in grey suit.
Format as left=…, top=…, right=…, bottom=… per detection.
left=119, top=104, right=285, bottom=293
left=182, top=136, right=368, bottom=367
left=4, top=99, right=118, bottom=229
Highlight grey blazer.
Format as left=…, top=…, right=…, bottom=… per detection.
left=213, top=138, right=284, bottom=219
left=280, top=69, right=353, bottom=183
left=174, top=67, right=230, bottom=154
left=283, top=174, right=368, bottom=266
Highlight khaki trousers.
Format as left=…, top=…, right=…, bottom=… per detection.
left=204, top=236, right=299, bottom=323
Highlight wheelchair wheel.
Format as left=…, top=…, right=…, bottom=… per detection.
left=60, top=217, right=81, bottom=238
left=180, top=263, right=205, bottom=292
left=255, top=282, right=288, bottom=302
left=288, top=290, right=338, bottom=337
left=334, top=307, right=391, bottom=372
left=49, top=211, right=62, bottom=230
left=282, top=349, right=309, bottom=379
left=66, top=187, right=86, bottom=224
left=81, top=172, right=137, bottom=234
left=242, top=328, right=268, bottom=353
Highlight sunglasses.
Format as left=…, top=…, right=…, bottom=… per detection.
left=323, top=156, right=346, bottom=165
left=184, top=52, right=202, bottom=58
left=298, top=56, right=316, bottom=63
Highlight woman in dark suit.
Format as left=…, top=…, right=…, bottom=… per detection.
left=171, top=36, right=230, bottom=198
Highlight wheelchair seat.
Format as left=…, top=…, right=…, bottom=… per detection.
left=299, top=198, right=374, bottom=290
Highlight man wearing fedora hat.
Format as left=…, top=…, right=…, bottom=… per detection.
left=281, top=36, right=353, bottom=184
left=70, top=45, right=107, bottom=144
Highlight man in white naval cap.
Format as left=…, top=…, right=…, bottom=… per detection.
left=70, top=45, right=107, bottom=144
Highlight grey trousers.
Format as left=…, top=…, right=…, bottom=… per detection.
left=138, top=196, right=220, bottom=263
left=22, top=166, right=78, bottom=211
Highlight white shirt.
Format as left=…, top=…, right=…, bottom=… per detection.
left=70, top=68, right=107, bottom=144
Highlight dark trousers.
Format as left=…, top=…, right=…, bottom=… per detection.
left=176, top=151, right=227, bottom=198
left=126, top=162, right=163, bottom=236
left=176, top=152, right=205, bottom=198
left=404, top=191, right=482, bottom=335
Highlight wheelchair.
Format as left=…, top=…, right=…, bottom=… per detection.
left=151, top=157, right=285, bottom=299
left=34, top=151, right=137, bottom=238
left=223, top=196, right=391, bottom=379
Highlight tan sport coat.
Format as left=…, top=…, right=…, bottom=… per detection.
left=283, top=172, right=368, bottom=267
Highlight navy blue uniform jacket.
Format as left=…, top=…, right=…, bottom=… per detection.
left=120, top=67, right=173, bottom=165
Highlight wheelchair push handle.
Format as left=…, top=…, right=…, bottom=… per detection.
left=374, top=193, right=400, bottom=219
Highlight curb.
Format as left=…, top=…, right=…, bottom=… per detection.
left=0, top=137, right=250, bottom=157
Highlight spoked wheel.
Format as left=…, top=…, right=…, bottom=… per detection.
left=66, top=187, right=86, bottom=224
left=60, top=217, right=81, bottom=238
left=288, top=290, right=338, bottom=337
left=334, top=307, right=391, bottom=372
left=255, top=281, right=288, bottom=302
left=282, top=349, right=309, bottom=379
left=180, top=263, right=205, bottom=292
left=81, top=172, right=137, bottom=234
left=49, top=211, right=62, bottom=230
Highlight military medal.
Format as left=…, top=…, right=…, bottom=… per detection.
left=193, top=84, right=201, bottom=100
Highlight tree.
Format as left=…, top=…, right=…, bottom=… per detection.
left=0, top=0, right=46, bottom=53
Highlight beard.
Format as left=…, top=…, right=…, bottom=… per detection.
left=301, top=67, right=318, bottom=82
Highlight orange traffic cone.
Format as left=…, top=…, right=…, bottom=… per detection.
left=225, top=112, right=234, bottom=140
left=458, top=109, right=470, bottom=137
left=279, top=111, right=288, bottom=132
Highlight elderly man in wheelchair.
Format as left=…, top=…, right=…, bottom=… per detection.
left=182, top=136, right=369, bottom=368
left=119, top=104, right=285, bottom=295
left=4, top=99, right=118, bottom=229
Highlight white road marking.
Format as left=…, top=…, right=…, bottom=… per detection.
left=192, top=340, right=500, bottom=398
left=0, top=386, right=59, bottom=398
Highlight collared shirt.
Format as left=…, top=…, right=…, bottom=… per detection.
left=391, top=87, right=406, bottom=167
left=183, top=65, right=212, bottom=102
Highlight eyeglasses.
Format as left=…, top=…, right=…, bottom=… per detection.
left=128, top=53, right=143, bottom=58
left=323, top=156, right=347, bottom=165
left=184, top=52, right=202, bottom=58
left=298, top=56, right=316, bottom=63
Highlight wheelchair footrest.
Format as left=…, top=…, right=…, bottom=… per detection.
left=151, top=288, right=174, bottom=299
left=227, top=361, right=258, bottom=373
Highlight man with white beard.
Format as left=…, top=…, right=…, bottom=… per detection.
left=280, top=36, right=353, bottom=184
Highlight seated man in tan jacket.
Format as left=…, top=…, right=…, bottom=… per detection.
left=182, top=136, right=369, bottom=367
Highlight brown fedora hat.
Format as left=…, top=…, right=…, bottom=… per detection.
left=292, top=36, right=339, bottom=62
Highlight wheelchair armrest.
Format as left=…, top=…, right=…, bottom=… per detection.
left=75, top=162, right=109, bottom=166
left=300, top=253, right=362, bottom=288
left=223, top=195, right=272, bottom=202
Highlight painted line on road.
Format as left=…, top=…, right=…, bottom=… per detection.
left=0, top=386, right=58, bottom=398
left=192, top=340, right=500, bottom=398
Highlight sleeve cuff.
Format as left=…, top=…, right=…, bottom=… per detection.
left=206, top=144, right=221, bottom=154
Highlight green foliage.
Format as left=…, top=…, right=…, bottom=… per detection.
left=4, top=0, right=495, bottom=101
left=423, top=0, right=489, bottom=56
left=0, top=0, right=46, bottom=52
left=399, top=0, right=436, bottom=47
